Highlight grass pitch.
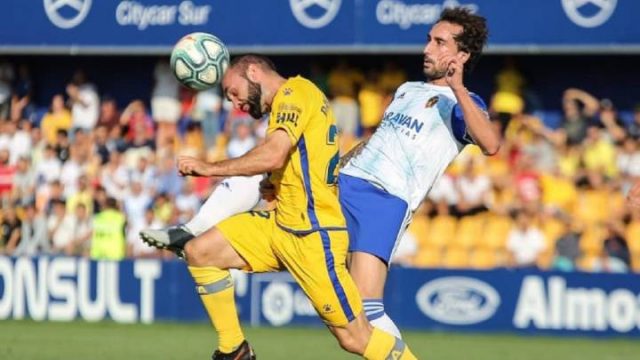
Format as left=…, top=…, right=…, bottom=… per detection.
left=1, top=320, right=639, bottom=359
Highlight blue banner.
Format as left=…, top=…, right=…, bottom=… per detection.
left=0, top=1, right=636, bottom=54
left=2, top=257, right=640, bottom=336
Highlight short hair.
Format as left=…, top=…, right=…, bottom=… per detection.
left=229, top=54, right=276, bottom=74
left=438, top=7, right=489, bottom=73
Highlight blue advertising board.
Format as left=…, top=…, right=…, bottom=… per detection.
left=0, top=0, right=637, bottom=54
left=2, top=256, right=640, bottom=337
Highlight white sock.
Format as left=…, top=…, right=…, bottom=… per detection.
left=363, top=299, right=402, bottom=339
left=185, top=175, right=263, bottom=235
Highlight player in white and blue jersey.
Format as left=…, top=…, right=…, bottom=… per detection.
left=338, top=7, right=500, bottom=337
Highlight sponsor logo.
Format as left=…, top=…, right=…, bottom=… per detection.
left=260, top=281, right=315, bottom=326
left=381, top=111, right=425, bottom=134
left=116, top=1, right=211, bottom=31
left=416, top=277, right=500, bottom=325
left=289, top=0, right=341, bottom=29
left=276, top=112, right=300, bottom=127
left=0, top=257, right=161, bottom=323
left=514, top=276, right=640, bottom=332
left=425, top=96, right=439, bottom=108
left=562, top=0, right=617, bottom=28
left=44, top=0, right=92, bottom=29
left=376, top=0, right=478, bottom=30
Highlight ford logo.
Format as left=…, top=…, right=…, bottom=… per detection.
left=416, top=277, right=500, bottom=325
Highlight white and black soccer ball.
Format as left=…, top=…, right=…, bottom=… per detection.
left=170, top=32, right=230, bottom=91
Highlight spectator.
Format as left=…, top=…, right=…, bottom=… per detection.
left=100, top=150, right=129, bottom=200
left=328, top=60, right=362, bottom=150
left=227, top=119, right=256, bottom=158
left=151, top=59, right=181, bottom=148
left=455, top=160, right=491, bottom=216
left=47, top=199, right=77, bottom=255
left=40, top=94, right=72, bottom=145
left=35, top=145, right=61, bottom=185
left=506, top=209, right=546, bottom=268
left=558, top=88, right=599, bottom=146
left=552, top=215, right=581, bottom=271
left=53, top=129, right=70, bottom=163
left=358, top=70, right=385, bottom=137
left=582, top=125, right=617, bottom=179
left=97, top=96, right=120, bottom=131
left=123, top=179, right=152, bottom=224
left=0, top=149, right=16, bottom=205
left=66, top=175, right=93, bottom=214
left=127, top=207, right=163, bottom=258
left=0, top=60, right=13, bottom=120
left=7, top=120, right=32, bottom=165
left=66, top=70, right=100, bottom=131
left=11, top=156, right=36, bottom=206
left=0, top=207, right=21, bottom=254
left=175, top=180, right=200, bottom=223
left=391, top=231, right=418, bottom=267
left=594, top=221, right=631, bottom=273
left=626, top=104, right=640, bottom=140
left=90, top=197, right=126, bottom=261
left=595, top=98, right=626, bottom=143
left=490, top=57, right=525, bottom=128
left=14, top=202, right=49, bottom=256
left=192, top=87, right=223, bottom=149
left=11, top=64, right=34, bottom=122
left=69, top=203, right=93, bottom=256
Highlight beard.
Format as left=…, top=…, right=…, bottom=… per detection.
left=423, top=58, right=447, bottom=80
left=246, top=78, right=264, bottom=119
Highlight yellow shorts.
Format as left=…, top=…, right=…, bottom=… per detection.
left=217, top=210, right=362, bottom=326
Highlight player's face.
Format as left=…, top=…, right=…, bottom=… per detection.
left=423, top=21, right=463, bottom=79
left=222, top=68, right=265, bottom=119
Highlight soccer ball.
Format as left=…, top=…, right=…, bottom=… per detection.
left=170, top=32, right=230, bottom=91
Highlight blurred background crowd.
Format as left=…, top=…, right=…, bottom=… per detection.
left=0, top=55, right=638, bottom=274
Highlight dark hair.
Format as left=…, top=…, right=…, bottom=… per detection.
left=230, top=54, right=277, bottom=74
left=438, top=7, right=488, bottom=73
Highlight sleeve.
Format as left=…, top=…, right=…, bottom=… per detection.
left=450, top=93, right=488, bottom=145
left=267, top=86, right=310, bottom=145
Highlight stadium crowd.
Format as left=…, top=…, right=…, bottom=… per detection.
left=0, top=58, right=638, bottom=273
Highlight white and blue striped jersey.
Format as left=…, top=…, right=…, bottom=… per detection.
left=340, top=81, right=487, bottom=211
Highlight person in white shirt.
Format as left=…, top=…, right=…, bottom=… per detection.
left=66, top=70, right=100, bottom=131
left=506, top=209, right=546, bottom=268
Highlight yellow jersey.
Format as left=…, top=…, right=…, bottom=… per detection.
left=267, top=76, right=345, bottom=233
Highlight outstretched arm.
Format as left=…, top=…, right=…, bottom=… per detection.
left=178, top=129, right=291, bottom=177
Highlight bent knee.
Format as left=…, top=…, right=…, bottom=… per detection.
left=184, top=228, right=224, bottom=266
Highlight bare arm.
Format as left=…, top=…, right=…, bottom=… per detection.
left=452, top=87, right=501, bottom=155
left=178, top=129, right=292, bottom=177
left=563, top=88, right=599, bottom=117
left=441, top=54, right=500, bottom=155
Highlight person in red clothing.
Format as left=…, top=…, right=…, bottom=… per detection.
left=0, top=149, right=16, bottom=204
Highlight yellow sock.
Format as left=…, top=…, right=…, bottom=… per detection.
left=363, top=327, right=417, bottom=360
left=189, top=266, right=245, bottom=353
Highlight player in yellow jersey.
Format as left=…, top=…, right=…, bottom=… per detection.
left=174, top=55, right=417, bottom=360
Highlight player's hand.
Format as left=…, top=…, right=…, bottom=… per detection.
left=627, top=181, right=640, bottom=210
left=259, top=177, right=276, bottom=201
left=438, top=54, right=465, bottom=91
left=177, top=156, right=214, bottom=177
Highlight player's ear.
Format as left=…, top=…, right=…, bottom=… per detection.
left=457, top=51, right=470, bottom=64
left=246, top=64, right=259, bottom=82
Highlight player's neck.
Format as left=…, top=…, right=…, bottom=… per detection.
left=264, top=76, right=287, bottom=105
left=428, top=77, right=448, bottom=87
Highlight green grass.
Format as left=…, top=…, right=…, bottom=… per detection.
left=1, top=320, right=639, bottom=360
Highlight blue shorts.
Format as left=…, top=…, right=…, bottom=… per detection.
left=338, top=174, right=411, bottom=265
